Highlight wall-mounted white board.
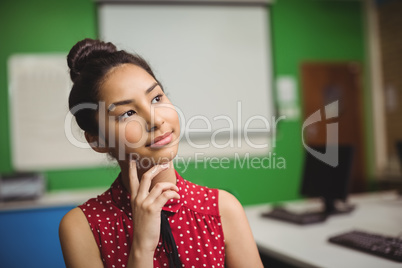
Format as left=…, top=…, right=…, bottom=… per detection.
left=98, top=3, right=274, bottom=158
left=8, top=3, right=274, bottom=171
left=8, top=54, right=113, bottom=171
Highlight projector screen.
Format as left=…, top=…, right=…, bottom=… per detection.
left=98, top=2, right=274, bottom=158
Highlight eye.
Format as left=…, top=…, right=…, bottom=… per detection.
left=151, top=94, right=163, bottom=104
left=119, top=110, right=136, bottom=120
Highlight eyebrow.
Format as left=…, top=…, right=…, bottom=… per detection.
left=107, top=82, right=159, bottom=112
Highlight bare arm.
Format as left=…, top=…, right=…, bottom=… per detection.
left=59, top=162, right=179, bottom=268
left=59, top=207, right=154, bottom=268
left=59, top=207, right=104, bottom=268
left=219, top=190, right=263, bottom=268
left=127, top=162, right=180, bottom=267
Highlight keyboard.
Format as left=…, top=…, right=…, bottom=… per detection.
left=261, top=207, right=328, bottom=225
left=328, top=230, right=402, bottom=262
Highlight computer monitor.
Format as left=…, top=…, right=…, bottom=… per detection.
left=396, top=141, right=402, bottom=167
left=300, top=145, right=355, bottom=215
left=395, top=140, right=402, bottom=195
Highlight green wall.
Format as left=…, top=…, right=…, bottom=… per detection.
left=0, top=0, right=369, bottom=205
left=0, top=0, right=119, bottom=190
left=269, top=0, right=374, bottom=194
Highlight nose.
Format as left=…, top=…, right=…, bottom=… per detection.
left=146, top=125, right=157, bottom=132
left=143, top=107, right=164, bottom=132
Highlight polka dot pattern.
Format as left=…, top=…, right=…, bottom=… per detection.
left=78, top=171, right=225, bottom=268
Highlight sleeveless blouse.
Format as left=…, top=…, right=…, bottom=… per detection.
left=78, top=171, right=225, bottom=268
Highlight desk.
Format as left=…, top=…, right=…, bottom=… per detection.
left=0, top=188, right=105, bottom=268
left=0, top=187, right=106, bottom=212
left=245, top=191, right=402, bottom=268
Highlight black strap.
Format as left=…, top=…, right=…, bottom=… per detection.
left=160, top=211, right=182, bottom=268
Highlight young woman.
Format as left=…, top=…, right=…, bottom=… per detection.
left=59, top=38, right=263, bottom=268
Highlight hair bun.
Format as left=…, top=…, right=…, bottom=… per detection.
left=67, top=38, right=117, bottom=81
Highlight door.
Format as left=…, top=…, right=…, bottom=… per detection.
left=301, top=62, right=366, bottom=193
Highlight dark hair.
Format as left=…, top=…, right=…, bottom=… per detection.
left=67, top=38, right=181, bottom=267
left=67, top=38, right=159, bottom=136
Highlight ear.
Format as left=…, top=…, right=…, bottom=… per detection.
left=85, top=132, right=109, bottom=153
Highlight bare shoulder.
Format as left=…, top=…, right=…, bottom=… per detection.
left=59, top=207, right=103, bottom=268
left=60, top=207, right=87, bottom=227
left=218, top=189, right=244, bottom=217
left=59, top=207, right=91, bottom=239
left=218, top=190, right=263, bottom=268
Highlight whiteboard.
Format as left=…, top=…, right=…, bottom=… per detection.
left=99, top=3, right=274, bottom=157
left=8, top=4, right=274, bottom=171
left=8, top=54, right=114, bottom=171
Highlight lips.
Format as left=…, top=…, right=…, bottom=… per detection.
left=150, top=132, right=173, bottom=148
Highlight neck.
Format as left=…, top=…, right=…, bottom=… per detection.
left=118, top=160, right=177, bottom=197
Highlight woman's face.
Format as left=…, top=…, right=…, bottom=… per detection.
left=97, top=63, right=180, bottom=167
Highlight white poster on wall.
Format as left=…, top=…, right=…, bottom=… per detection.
left=8, top=54, right=113, bottom=171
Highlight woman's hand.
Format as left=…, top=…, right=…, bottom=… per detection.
left=127, top=161, right=180, bottom=266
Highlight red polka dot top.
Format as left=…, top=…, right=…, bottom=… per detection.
left=78, top=170, right=225, bottom=268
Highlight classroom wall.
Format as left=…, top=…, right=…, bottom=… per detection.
left=0, top=0, right=119, bottom=189
left=378, top=0, right=402, bottom=161
left=0, top=0, right=370, bottom=205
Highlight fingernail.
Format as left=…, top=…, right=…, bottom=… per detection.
left=151, top=167, right=158, bottom=174
left=130, top=160, right=136, bottom=168
left=161, top=163, right=169, bottom=169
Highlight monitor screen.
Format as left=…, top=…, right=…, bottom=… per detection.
left=396, top=141, right=402, bottom=166
left=300, top=145, right=355, bottom=210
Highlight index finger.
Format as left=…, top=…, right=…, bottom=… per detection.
left=129, top=160, right=140, bottom=199
left=137, top=163, right=170, bottom=198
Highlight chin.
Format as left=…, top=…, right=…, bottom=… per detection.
left=125, top=146, right=179, bottom=168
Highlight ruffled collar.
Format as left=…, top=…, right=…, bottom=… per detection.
left=109, top=170, right=186, bottom=218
